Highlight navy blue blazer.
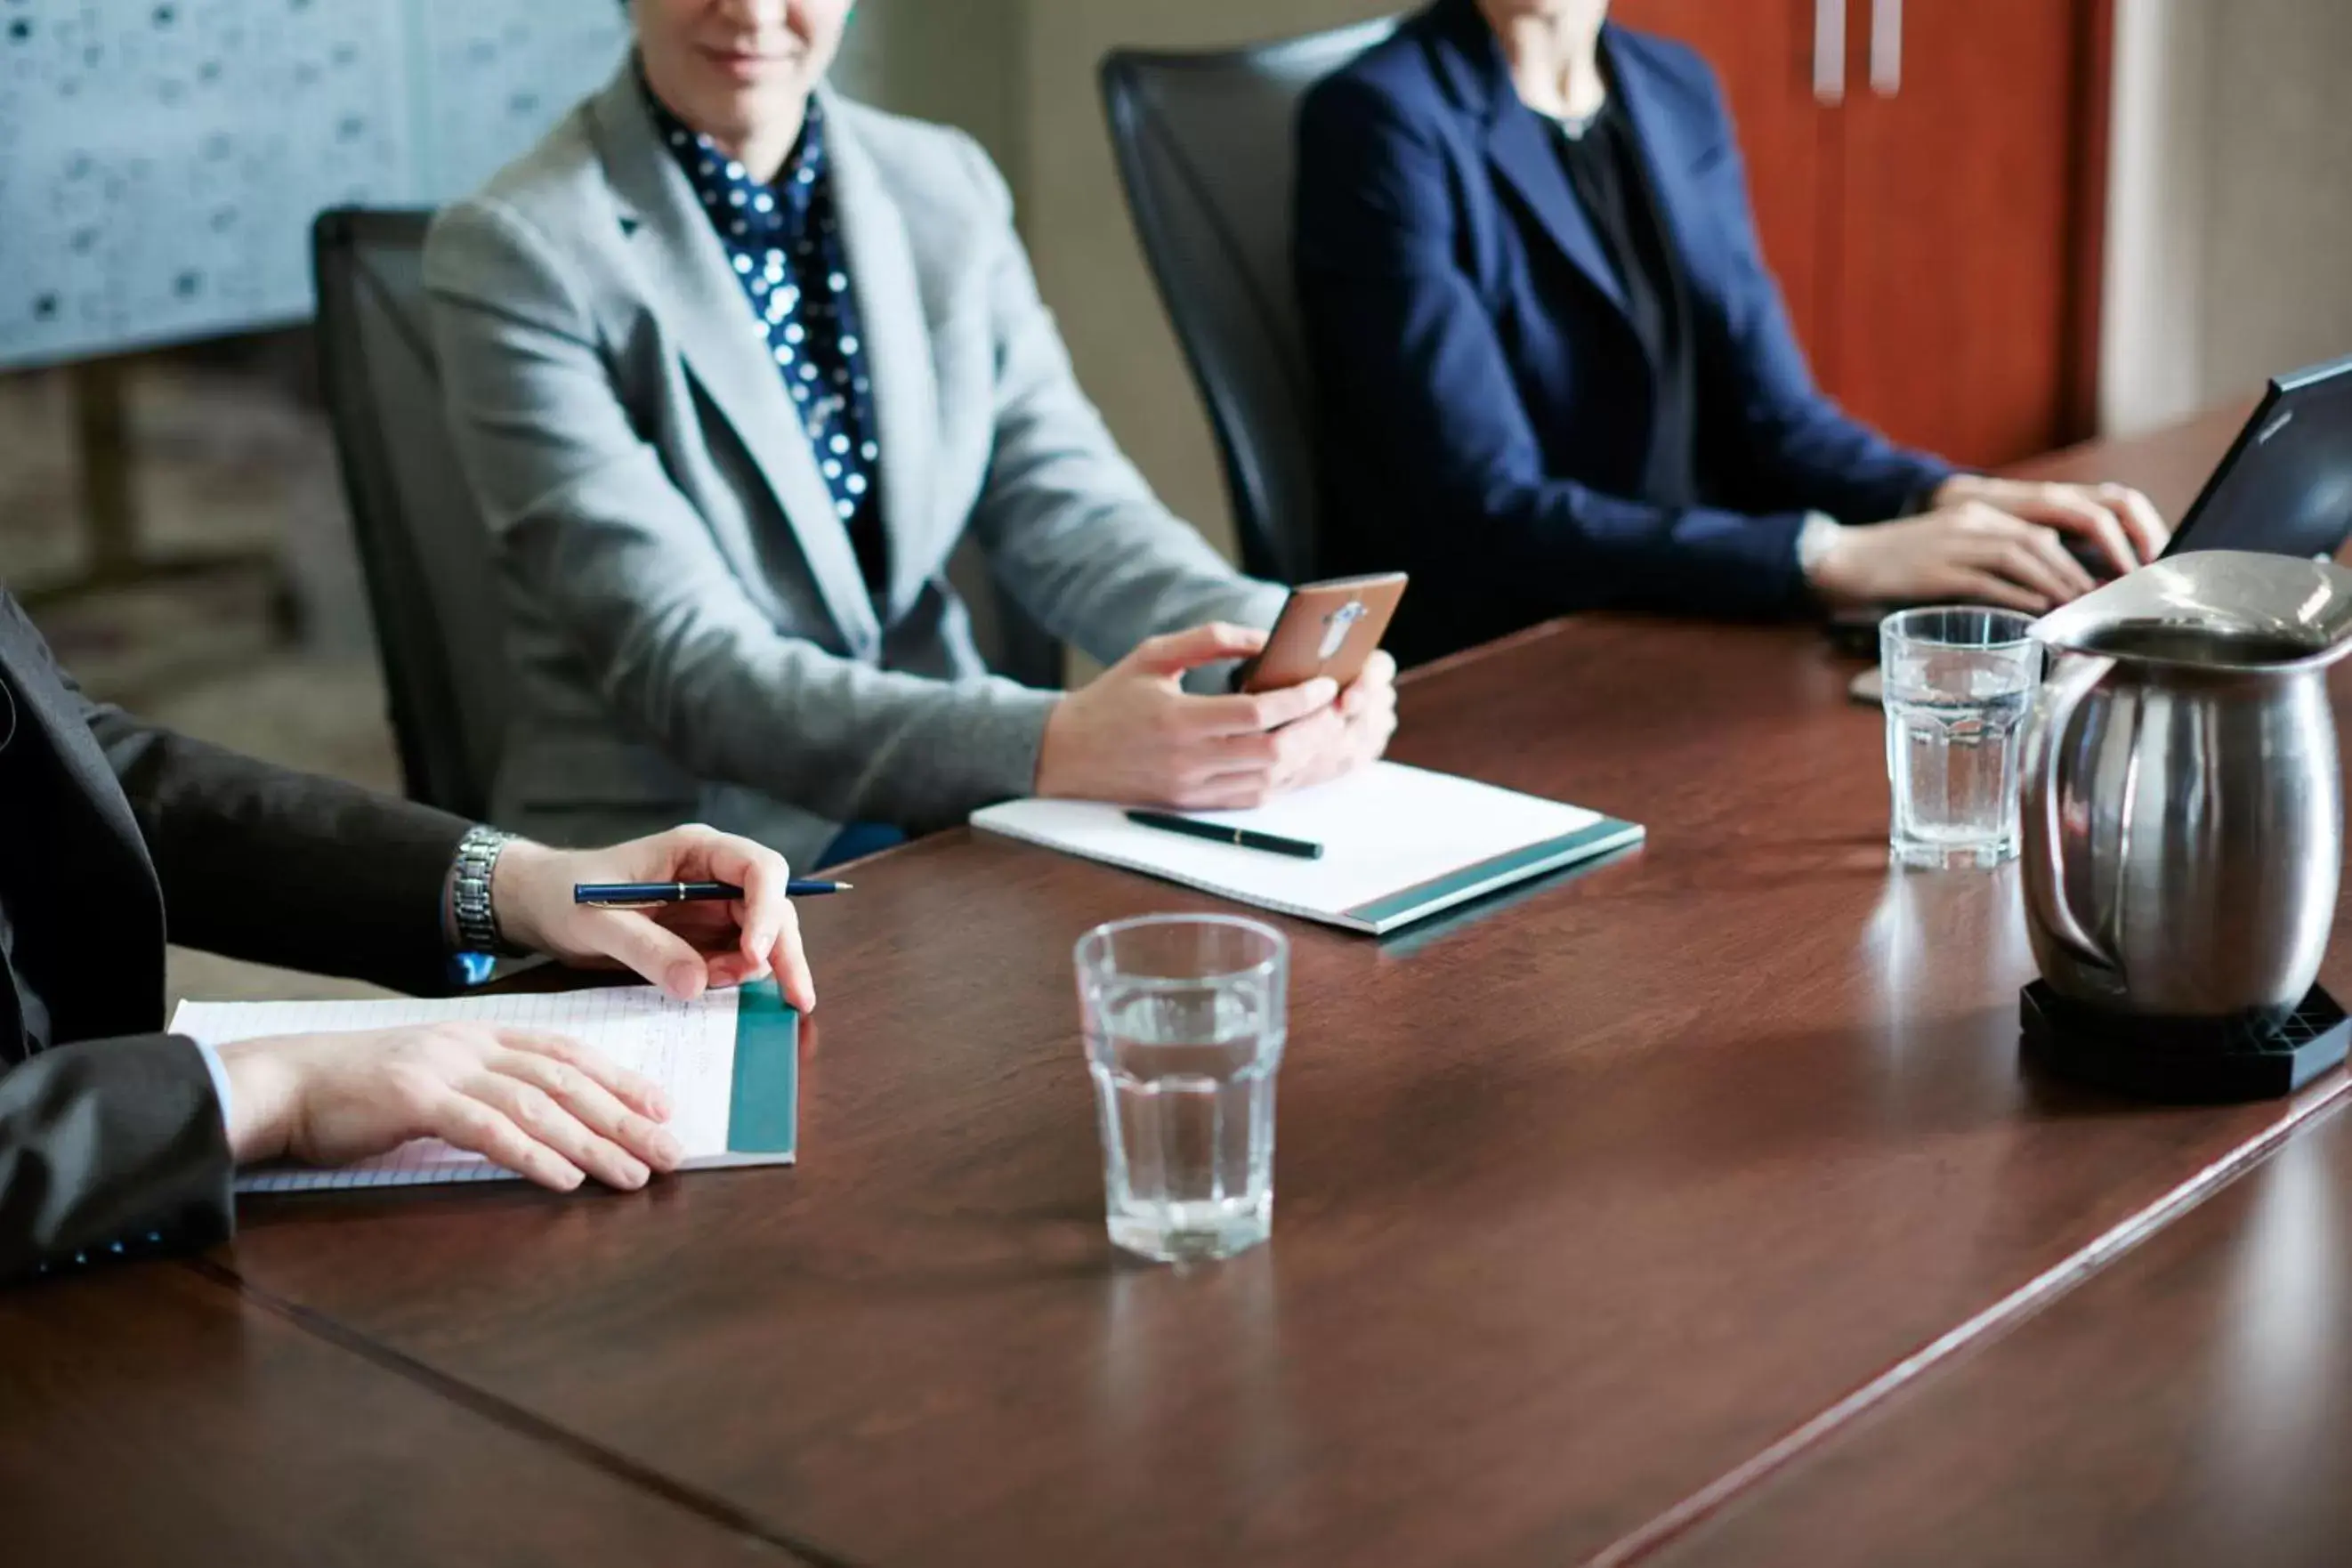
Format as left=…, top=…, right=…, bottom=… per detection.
left=1297, top=0, right=1952, bottom=663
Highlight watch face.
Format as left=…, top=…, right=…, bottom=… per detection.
left=1318, top=600, right=1367, bottom=660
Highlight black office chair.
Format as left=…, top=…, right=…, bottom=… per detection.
left=313, top=207, right=512, bottom=820
left=312, top=208, right=1065, bottom=821
left=1102, top=17, right=1398, bottom=586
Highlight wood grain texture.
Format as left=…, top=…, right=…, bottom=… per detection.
left=1831, top=0, right=2105, bottom=467
left=191, top=409, right=2332, bottom=1566
left=2062, top=0, right=2119, bottom=441
left=1647, top=1096, right=2352, bottom=1568
left=1611, top=0, right=2115, bottom=464
left=0, top=1266, right=798, bottom=1567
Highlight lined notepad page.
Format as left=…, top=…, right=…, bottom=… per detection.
left=170, top=988, right=742, bottom=1194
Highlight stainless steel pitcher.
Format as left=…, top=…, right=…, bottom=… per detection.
left=2022, top=551, right=2352, bottom=1021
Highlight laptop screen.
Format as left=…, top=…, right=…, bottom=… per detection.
left=2167, top=356, right=2352, bottom=562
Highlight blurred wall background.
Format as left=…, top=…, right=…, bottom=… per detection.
left=2104, top=0, right=2352, bottom=436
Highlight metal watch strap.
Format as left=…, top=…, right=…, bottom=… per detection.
left=450, top=826, right=522, bottom=957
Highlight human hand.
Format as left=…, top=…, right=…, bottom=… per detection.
left=1329, top=649, right=1399, bottom=780
left=1035, top=622, right=1367, bottom=810
left=1933, top=474, right=2170, bottom=577
left=220, top=1024, right=683, bottom=1192
left=491, top=827, right=817, bottom=1011
left=1807, top=502, right=2103, bottom=614
left=1214, top=646, right=1402, bottom=799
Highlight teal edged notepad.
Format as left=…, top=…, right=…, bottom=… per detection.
left=721, top=978, right=800, bottom=1160
left=177, top=982, right=799, bottom=1194
left=1340, top=815, right=1645, bottom=932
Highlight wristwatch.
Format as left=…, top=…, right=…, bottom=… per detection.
left=449, top=825, right=524, bottom=957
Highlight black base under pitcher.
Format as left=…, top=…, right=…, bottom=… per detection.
left=2020, top=982, right=2352, bottom=1102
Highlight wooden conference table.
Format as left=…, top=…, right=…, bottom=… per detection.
left=9, top=405, right=2348, bottom=1567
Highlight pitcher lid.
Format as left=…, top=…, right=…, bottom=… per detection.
left=2032, top=550, right=2352, bottom=671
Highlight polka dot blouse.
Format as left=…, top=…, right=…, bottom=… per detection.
left=644, top=82, right=888, bottom=595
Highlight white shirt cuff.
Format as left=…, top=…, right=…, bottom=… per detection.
left=1795, top=512, right=1847, bottom=579
left=189, top=1039, right=233, bottom=1135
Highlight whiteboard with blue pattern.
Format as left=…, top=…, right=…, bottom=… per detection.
left=0, top=0, right=629, bottom=368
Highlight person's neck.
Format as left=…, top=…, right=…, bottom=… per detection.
left=715, top=102, right=806, bottom=187
left=642, top=62, right=807, bottom=184
left=1480, top=4, right=1608, bottom=121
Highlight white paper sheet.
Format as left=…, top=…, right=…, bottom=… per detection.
left=972, top=762, right=1643, bottom=934
left=170, top=987, right=752, bottom=1194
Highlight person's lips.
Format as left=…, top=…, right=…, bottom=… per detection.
left=697, top=41, right=796, bottom=80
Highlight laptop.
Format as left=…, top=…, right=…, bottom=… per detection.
left=1833, top=353, right=2352, bottom=662
left=2153, top=352, right=2352, bottom=562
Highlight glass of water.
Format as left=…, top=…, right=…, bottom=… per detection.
left=1075, top=914, right=1288, bottom=1264
left=1881, top=606, right=2042, bottom=869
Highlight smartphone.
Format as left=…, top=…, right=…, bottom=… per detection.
left=1236, top=572, right=1409, bottom=694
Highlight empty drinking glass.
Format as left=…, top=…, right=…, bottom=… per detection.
left=1075, top=915, right=1288, bottom=1264
left=1881, top=606, right=2042, bottom=869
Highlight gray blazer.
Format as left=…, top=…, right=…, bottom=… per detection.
left=424, top=66, right=1284, bottom=866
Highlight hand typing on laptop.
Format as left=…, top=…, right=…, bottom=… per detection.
left=1805, top=477, right=2171, bottom=613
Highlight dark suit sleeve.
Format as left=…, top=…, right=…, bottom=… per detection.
left=93, top=704, right=473, bottom=998
left=1296, top=76, right=1812, bottom=619
left=4, top=624, right=474, bottom=999
left=1681, top=64, right=1955, bottom=524
left=0, top=1034, right=232, bottom=1284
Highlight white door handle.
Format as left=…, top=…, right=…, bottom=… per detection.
left=1871, top=0, right=1903, bottom=96
left=1815, top=0, right=1847, bottom=105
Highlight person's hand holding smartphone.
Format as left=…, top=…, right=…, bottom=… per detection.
left=1032, top=575, right=1407, bottom=809
left=1232, top=572, right=1404, bottom=796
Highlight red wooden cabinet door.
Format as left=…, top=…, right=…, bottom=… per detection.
left=1831, top=0, right=2102, bottom=468
left=1611, top=0, right=1833, bottom=364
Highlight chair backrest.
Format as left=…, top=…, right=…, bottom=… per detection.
left=313, top=207, right=511, bottom=820
left=1102, top=17, right=1398, bottom=586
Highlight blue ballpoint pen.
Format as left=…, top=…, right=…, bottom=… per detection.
left=573, top=880, right=852, bottom=907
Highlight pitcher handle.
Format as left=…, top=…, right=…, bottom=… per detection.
left=2025, top=652, right=2117, bottom=971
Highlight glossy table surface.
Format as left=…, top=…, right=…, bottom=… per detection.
left=14, top=405, right=2342, bottom=1566
left=1650, top=1097, right=2352, bottom=1567
left=0, top=1265, right=796, bottom=1566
